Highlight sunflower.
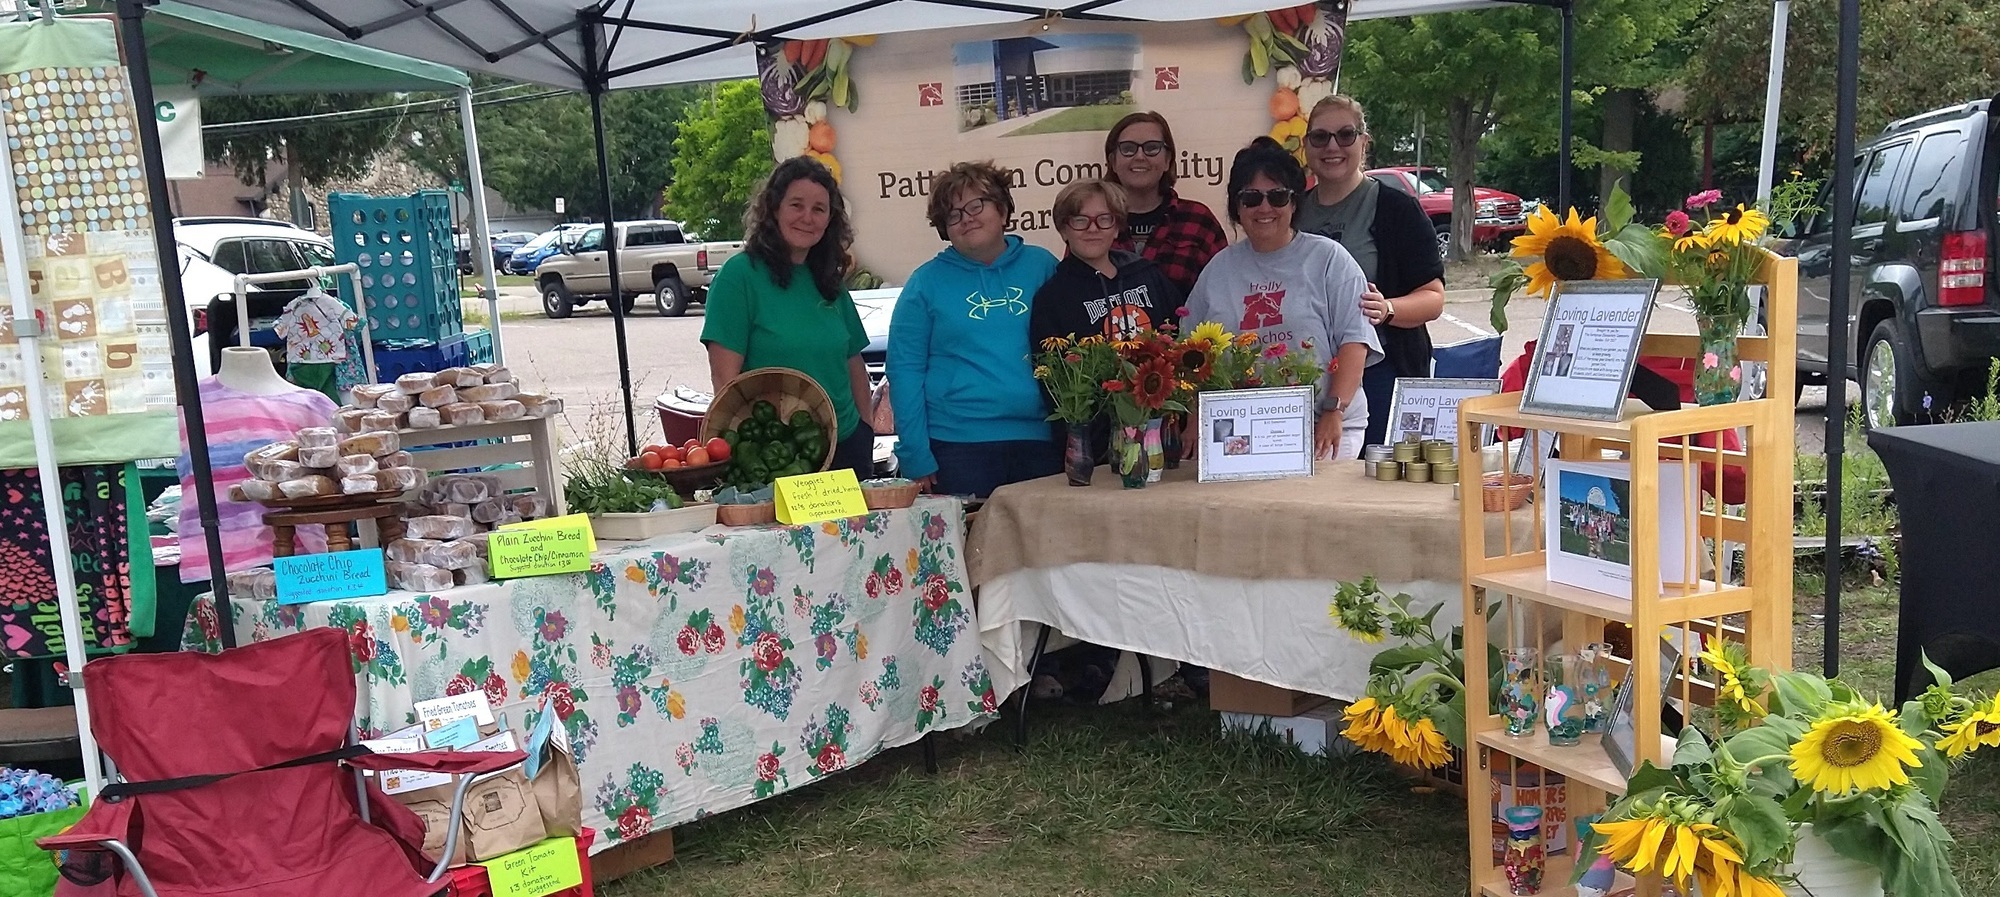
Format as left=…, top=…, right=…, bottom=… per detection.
left=1190, top=321, right=1230, bottom=350
left=1032, top=364, right=1052, bottom=379
left=1937, top=694, right=2000, bottom=758
left=1328, top=593, right=1385, bottom=642
left=1510, top=206, right=1627, bottom=297
left=1675, top=231, right=1712, bottom=254
left=1342, top=697, right=1392, bottom=752
left=1039, top=335, right=1072, bottom=352
left=1705, top=204, right=1770, bottom=245
left=1790, top=702, right=1925, bottom=794
left=1132, top=357, right=1176, bottom=408
left=1700, top=643, right=1764, bottom=718
left=1394, top=715, right=1454, bottom=769
left=1595, top=817, right=1743, bottom=892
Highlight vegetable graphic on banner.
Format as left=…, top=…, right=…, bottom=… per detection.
left=1222, top=2, right=1350, bottom=165
left=761, top=35, right=871, bottom=182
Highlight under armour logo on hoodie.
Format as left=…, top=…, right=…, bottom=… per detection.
left=966, top=287, right=1028, bottom=319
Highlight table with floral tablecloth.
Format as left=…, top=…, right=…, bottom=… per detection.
left=184, top=497, right=993, bottom=852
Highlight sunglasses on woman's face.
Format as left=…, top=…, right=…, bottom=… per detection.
left=1304, top=127, right=1364, bottom=149
left=1115, top=140, right=1169, bottom=158
left=1236, top=188, right=1295, bottom=209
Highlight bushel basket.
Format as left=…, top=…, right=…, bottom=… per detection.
left=699, top=368, right=839, bottom=473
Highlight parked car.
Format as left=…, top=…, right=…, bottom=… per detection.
left=505, top=224, right=591, bottom=275
left=174, top=217, right=337, bottom=377
left=1365, top=166, right=1529, bottom=259
left=534, top=220, right=744, bottom=318
left=1785, top=93, right=2000, bottom=428
left=488, top=231, right=536, bottom=270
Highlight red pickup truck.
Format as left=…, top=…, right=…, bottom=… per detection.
left=1365, top=166, right=1530, bottom=258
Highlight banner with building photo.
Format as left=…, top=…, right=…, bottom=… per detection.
left=758, top=2, right=1350, bottom=282
left=0, top=17, right=180, bottom=466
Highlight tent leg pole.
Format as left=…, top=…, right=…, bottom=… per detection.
left=1755, top=0, right=1792, bottom=205
left=1823, top=0, right=1860, bottom=678
left=116, top=0, right=233, bottom=650
left=1556, top=0, right=1574, bottom=212
left=458, top=88, right=504, bottom=366
left=582, top=19, right=639, bottom=456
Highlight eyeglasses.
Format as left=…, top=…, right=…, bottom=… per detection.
left=1304, top=127, right=1365, bottom=149
left=1235, top=188, right=1295, bottom=209
left=1064, top=213, right=1118, bottom=231
left=945, top=196, right=994, bottom=226
left=1114, top=140, right=1169, bottom=158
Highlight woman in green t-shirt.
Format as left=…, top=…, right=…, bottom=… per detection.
left=701, top=157, right=875, bottom=480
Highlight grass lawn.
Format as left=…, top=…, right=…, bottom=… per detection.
left=601, top=564, right=2000, bottom=896
left=1005, top=104, right=1137, bottom=137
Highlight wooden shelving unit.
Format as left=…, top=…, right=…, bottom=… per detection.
left=1454, top=253, right=1797, bottom=897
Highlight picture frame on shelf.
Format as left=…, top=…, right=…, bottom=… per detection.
left=1604, top=635, right=1683, bottom=777
left=1520, top=279, right=1659, bottom=421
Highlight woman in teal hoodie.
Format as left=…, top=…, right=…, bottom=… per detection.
left=888, top=160, right=1061, bottom=498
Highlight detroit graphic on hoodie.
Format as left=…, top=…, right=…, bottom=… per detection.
left=887, top=234, right=1061, bottom=479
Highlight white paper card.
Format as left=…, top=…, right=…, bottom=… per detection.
left=1542, top=460, right=1694, bottom=599
left=414, top=692, right=495, bottom=728
left=1197, top=386, right=1316, bottom=483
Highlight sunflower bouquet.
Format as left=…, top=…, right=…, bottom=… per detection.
left=1032, top=335, right=1120, bottom=425
left=1488, top=185, right=1665, bottom=334
left=1582, top=645, right=1995, bottom=897
left=1328, top=576, right=1502, bottom=770
left=1185, top=321, right=1264, bottom=391
left=1664, top=189, right=1771, bottom=327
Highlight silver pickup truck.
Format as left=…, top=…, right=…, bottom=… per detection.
left=534, top=219, right=743, bottom=318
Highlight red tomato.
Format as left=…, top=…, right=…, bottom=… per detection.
left=639, top=451, right=664, bottom=471
left=666, top=446, right=685, bottom=463
left=683, top=438, right=701, bottom=452
left=705, top=437, right=731, bottom=461
left=662, top=457, right=684, bottom=469
left=644, top=444, right=669, bottom=456
left=687, top=447, right=711, bottom=466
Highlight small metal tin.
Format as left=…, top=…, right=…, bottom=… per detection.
left=1434, top=461, right=1460, bottom=484
left=1392, top=442, right=1421, bottom=463
left=1376, top=460, right=1402, bottom=481
left=1405, top=460, right=1431, bottom=483
left=1363, top=444, right=1392, bottom=478
left=1424, top=443, right=1455, bottom=465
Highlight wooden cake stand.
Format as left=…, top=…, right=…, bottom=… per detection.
left=259, top=490, right=406, bottom=557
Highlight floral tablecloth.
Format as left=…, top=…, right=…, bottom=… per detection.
left=184, top=498, right=992, bottom=852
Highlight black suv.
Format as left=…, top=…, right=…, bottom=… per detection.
left=1790, top=94, right=2000, bottom=426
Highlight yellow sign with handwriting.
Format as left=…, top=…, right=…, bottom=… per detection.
left=774, top=469, right=867, bottom=525
left=489, top=514, right=595, bottom=579
left=479, top=836, right=581, bottom=897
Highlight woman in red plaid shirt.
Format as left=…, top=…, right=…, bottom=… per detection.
left=1103, top=112, right=1229, bottom=300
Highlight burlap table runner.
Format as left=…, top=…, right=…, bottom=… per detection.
left=968, top=460, right=1535, bottom=587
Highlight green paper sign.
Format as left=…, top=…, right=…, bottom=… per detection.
left=489, top=515, right=595, bottom=579
left=479, top=836, right=581, bottom=897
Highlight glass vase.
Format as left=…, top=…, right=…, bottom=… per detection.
left=1544, top=654, right=1588, bottom=747
left=1501, top=648, right=1540, bottom=738
left=1161, top=413, right=1183, bottom=470
left=1577, top=642, right=1614, bottom=733
left=1062, top=422, right=1094, bottom=487
left=1694, top=309, right=1746, bottom=405
left=1144, top=418, right=1165, bottom=483
left=1114, top=425, right=1148, bottom=489
left=1502, top=805, right=1546, bottom=896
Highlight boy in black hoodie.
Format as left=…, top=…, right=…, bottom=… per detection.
left=1030, top=180, right=1186, bottom=465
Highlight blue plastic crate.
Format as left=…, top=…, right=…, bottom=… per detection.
left=331, top=191, right=464, bottom=344
left=463, top=327, right=493, bottom=365
left=371, top=333, right=469, bottom=384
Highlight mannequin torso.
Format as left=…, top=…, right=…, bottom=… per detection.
left=216, top=347, right=303, bottom=396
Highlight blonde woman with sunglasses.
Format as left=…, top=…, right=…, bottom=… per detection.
left=1185, top=137, right=1379, bottom=460
left=1294, top=95, right=1448, bottom=446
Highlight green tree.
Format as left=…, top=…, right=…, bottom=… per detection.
left=1684, top=0, right=2000, bottom=161
left=408, top=82, right=703, bottom=220
left=1345, top=0, right=1689, bottom=256
left=663, top=80, right=772, bottom=241
left=203, top=93, right=417, bottom=184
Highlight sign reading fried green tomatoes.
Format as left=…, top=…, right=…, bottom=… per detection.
left=489, top=515, right=596, bottom=579
left=774, top=469, right=867, bottom=525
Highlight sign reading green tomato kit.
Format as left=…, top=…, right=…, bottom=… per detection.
left=479, top=836, right=582, bottom=897
left=489, top=515, right=596, bottom=579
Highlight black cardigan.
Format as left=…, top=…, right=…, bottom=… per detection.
left=1368, top=185, right=1448, bottom=378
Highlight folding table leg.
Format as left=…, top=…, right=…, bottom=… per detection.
left=922, top=733, right=938, bottom=773
left=1014, top=622, right=1052, bottom=748
left=1136, top=654, right=1154, bottom=712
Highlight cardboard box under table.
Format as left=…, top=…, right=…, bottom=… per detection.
left=185, top=497, right=989, bottom=870
left=968, top=462, right=1535, bottom=710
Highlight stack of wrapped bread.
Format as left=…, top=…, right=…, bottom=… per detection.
left=346, top=363, right=561, bottom=430
left=232, top=426, right=426, bottom=500
left=384, top=474, right=553, bottom=591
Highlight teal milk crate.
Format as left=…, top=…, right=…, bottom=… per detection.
left=330, top=191, right=464, bottom=344
left=463, top=327, right=493, bottom=365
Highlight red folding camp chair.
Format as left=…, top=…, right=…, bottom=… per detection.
left=37, top=628, right=526, bottom=897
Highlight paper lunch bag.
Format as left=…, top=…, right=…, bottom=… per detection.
left=530, top=740, right=582, bottom=839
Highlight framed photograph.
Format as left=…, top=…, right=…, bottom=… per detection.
left=1543, top=460, right=1693, bottom=600
left=1387, top=377, right=1502, bottom=445
left=1197, top=386, right=1316, bottom=483
left=1604, top=635, right=1684, bottom=777
left=1521, top=279, right=1660, bottom=421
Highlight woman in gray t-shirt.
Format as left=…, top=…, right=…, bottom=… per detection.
left=1185, top=138, right=1381, bottom=460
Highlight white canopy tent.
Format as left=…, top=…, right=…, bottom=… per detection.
left=157, top=0, right=1578, bottom=451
